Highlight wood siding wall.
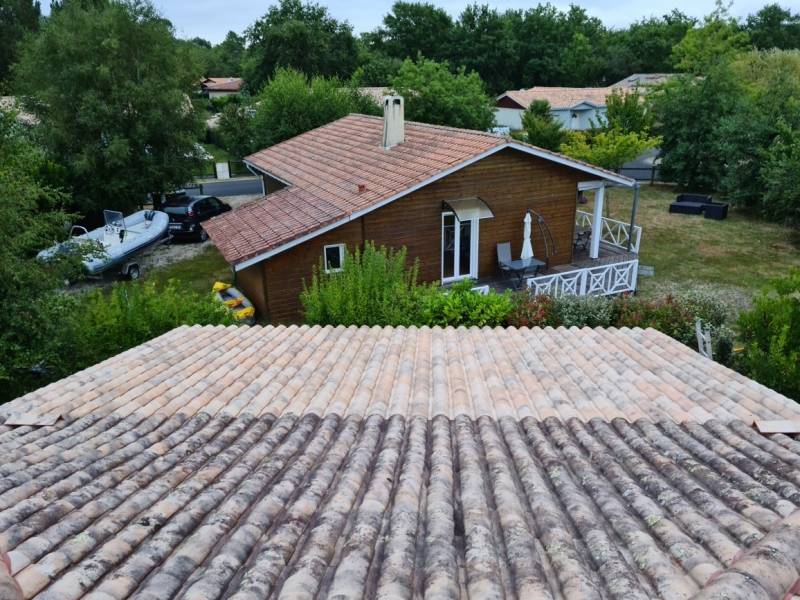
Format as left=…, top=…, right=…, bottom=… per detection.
left=238, top=149, right=584, bottom=323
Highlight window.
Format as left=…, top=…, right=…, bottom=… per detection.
left=324, top=244, right=345, bottom=273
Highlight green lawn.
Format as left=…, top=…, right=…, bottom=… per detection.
left=200, top=142, right=234, bottom=163
left=604, top=184, right=800, bottom=312
left=148, top=245, right=233, bottom=295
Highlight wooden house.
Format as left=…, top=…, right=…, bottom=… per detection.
left=206, top=96, right=641, bottom=322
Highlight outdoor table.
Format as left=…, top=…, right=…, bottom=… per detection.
left=503, top=257, right=545, bottom=289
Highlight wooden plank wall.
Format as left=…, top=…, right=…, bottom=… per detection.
left=239, top=149, right=584, bottom=322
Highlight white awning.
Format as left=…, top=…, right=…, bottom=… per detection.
left=443, top=197, right=494, bottom=221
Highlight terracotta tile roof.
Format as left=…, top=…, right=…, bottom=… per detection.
left=501, top=86, right=613, bottom=110
left=201, top=77, right=243, bottom=92
left=2, top=326, right=800, bottom=598
left=204, top=114, right=633, bottom=266
left=4, top=325, right=798, bottom=424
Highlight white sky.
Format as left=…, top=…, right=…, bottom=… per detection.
left=41, top=0, right=770, bottom=43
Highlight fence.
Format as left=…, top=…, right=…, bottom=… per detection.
left=527, top=259, right=639, bottom=297
left=575, top=211, right=642, bottom=254
left=195, top=160, right=252, bottom=180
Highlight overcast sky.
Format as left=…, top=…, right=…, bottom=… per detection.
left=42, top=0, right=769, bottom=43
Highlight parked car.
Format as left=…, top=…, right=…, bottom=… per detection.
left=162, top=195, right=231, bottom=241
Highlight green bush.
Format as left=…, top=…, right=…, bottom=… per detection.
left=506, top=293, right=558, bottom=328
left=736, top=270, right=800, bottom=399
left=301, top=242, right=421, bottom=326
left=418, top=280, right=512, bottom=327
left=553, top=294, right=614, bottom=328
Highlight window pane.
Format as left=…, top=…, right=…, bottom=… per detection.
left=459, top=219, right=471, bottom=276
left=325, top=246, right=342, bottom=271
left=442, top=215, right=455, bottom=279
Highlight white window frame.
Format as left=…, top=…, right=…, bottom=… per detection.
left=323, top=243, right=346, bottom=273
left=441, top=212, right=479, bottom=283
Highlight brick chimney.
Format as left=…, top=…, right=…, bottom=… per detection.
left=382, top=95, right=404, bottom=149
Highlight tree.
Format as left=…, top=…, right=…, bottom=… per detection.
left=373, top=1, right=454, bottom=62
left=715, top=50, right=800, bottom=209
left=14, top=0, right=203, bottom=216
left=352, top=43, right=402, bottom=86
left=251, top=68, right=380, bottom=149
left=214, top=31, right=246, bottom=76
left=520, top=100, right=566, bottom=151
left=604, top=88, right=653, bottom=134
left=243, top=0, right=358, bottom=91
left=760, top=124, right=800, bottom=224
left=745, top=4, right=800, bottom=50
left=672, top=2, right=750, bottom=74
left=0, top=108, right=82, bottom=401
left=450, top=4, right=516, bottom=94
left=391, top=57, right=494, bottom=131
left=0, top=0, right=40, bottom=86
left=559, top=128, right=659, bottom=171
left=605, top=11, right=696, bottom=81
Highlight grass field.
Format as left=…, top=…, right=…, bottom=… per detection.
left=148, top=244, right=232, bottom=295
left=602, top=184, right=800, bottom=313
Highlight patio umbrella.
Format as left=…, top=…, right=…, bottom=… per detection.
left=521, top=211, right=534, bottom=259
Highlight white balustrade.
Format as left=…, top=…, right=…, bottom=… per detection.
left=576, top=210, right=642, bottom=254
left=527, top=259, right=639, bottom=297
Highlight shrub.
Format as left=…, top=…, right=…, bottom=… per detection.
left=553, top=294, right=614, bottom=328
left=418, top=280, right=512, bottom=327
left=506, top=293, right=558, bottom=328
left=300, top=242, right=421, bottom=326
left=736, top=270, right=800, bottom=399
left=58, top=280, right=235, bottom=374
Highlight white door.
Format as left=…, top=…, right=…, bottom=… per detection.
left=441, top=212, right=479, bottom=283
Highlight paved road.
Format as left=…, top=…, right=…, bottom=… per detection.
left=189, top=177, right=262, bottom=197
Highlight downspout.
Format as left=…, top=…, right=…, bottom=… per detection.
left=627, top=182, right=640, bottom=252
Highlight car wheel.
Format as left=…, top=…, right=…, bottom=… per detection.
left=198, top=228, right=209, bottom=242
left=127, top=264, right=140, bottom=280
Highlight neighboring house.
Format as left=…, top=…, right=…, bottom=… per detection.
left=495, top=86, right=610, bottom=130
left=200, top=76, right=244, bottom=99
left=495, top=73, right=675, bottom=131
left=357, top=86, right=390, bottom=104
left=3, top=322, right=800, bottom=599
left=206, top=96, right=641, bottom=322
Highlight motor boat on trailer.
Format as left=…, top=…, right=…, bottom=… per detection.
left=38, top=209, right=169, bottom=279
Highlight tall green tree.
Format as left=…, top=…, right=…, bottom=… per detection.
left=651, top=71, right=738, bottom=191
left=745, top=4, right=800, bottom=50
left=716, top=50, right=800, bottom=209
left=244, top=0, right=358, bottom=91
left=520, top=100, right=566, bottom=150
left=214, top=31, right=246, bottom=76
left=605, top=11, right=696, bottom=81
left=250, top=68, right=380, bottom=149
left=0, top=108, right=81, bottom=401
left=14, top=0, right=203, bottom=215
left=391, top=57, right=495, bottom=131
left=451, top=4, right=517, bottom=94
left=373, top=1, right=454, bottom=62
left=0, top=0, right=40, bottom=86
left=672, top=2, right=750, bottom=74
left=560, top=128, right=659, bottom=171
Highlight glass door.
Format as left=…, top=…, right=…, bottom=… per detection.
left=442, top=212, right=477, bottom=282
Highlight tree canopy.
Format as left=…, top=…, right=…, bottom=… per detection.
left=249, top=68, right=379, bottom=149
left=0, top=0, right=40, bottom=87
left=14, top=0, right=203, bottom=215
left=390, top=57, right=495, bottom=131
left=243, top=0, right=358, bottom=92
left=520, top=100, right=566, bottom=151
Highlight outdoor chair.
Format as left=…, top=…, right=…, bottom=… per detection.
left=497, top=242, right=513, bottom=275
left=703, top=202, right=729, bottom=220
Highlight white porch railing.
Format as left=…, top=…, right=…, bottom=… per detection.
left=527, top=259, right=639, bottom=297
left=576, top=210, right=642, bottom=254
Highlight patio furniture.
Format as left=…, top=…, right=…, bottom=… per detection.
left=703, top=202, right=729, bottom=220
left=497, top=242, right=544, bottom=289
left=574, top=225, right=591, bottom=252
left=668, top=193, right=729, bottom=220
